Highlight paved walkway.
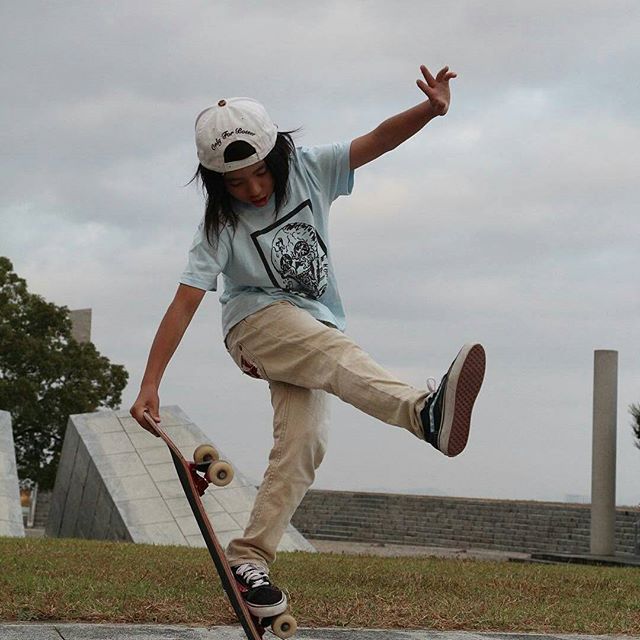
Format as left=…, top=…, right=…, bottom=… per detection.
left=308, top=539, right=530, bottom=562
left=0, top=625, right=636, bottom=640
left=308, top=540, right=640, bottom=567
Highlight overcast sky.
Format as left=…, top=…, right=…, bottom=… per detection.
left=2, top=1, right=639, bottom=506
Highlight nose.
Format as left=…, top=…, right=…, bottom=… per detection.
left=247, top=179, right=262, bottom=197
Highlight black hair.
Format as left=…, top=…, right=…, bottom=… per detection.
left=189, top=131, right=297, bottom=245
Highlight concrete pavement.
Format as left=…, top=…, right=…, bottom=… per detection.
left=0, top=625, right=636, bottom=639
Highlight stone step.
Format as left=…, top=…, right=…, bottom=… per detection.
left=292, top=490, right=640, bottom=556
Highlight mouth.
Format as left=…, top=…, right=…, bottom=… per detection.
left=251, top=196, right=269, bottom=207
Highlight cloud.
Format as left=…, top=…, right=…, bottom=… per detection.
left=2, top=1, right=639, bottom=505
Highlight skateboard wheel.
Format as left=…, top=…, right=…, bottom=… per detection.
left=193, top=444, right=219, bottom=465
left=206, top=460, right=233, bottom=487
left=271, top=613, right=297, bottom=639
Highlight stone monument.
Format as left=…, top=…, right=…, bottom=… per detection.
left=47, top=405, right=314, bottom=552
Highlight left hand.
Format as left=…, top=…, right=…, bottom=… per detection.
left=416, top=64, right=457, bottom=116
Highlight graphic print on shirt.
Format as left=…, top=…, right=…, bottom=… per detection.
left=250, top=199, right=328, bottom=299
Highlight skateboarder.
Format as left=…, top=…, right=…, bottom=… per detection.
left=130, top=64, right=485, bottom=619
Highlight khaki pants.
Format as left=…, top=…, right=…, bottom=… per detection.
left=224, top=300, right=429, bottom=569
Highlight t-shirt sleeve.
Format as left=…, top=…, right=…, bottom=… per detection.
left=179, top=221, right=228, bottom=292
left=300, top=141, right=355, bottom=202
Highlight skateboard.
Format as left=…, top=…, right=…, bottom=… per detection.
left=143, top=412, right=297, bottom=639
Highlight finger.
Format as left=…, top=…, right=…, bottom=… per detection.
left=420, top=64, right=436, bottom=87
left=437, top=67, right=458, bottom=83
left=148, top=402, right=161, bottom=424
left=416, top=79, right=435, bottom=100
left=143, top=411, right=161, bottom=437
left=131, top=404, right=160, bottom=435
left=130, top=406, right=146, bottom=428
left=436, top=66, right=449, bottom=81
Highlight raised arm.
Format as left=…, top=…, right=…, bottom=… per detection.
left=130, top=283, right=206, bottom=432
left=349, top=64, right=457, bottom=170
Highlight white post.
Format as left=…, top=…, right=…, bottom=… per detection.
left=70, top=308, right=92, bottom=344
left=590, top=350, right=618, bottom=556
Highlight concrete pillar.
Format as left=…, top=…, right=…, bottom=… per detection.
left=0, top=410, right=25, bottom=537
left=590, top=350, right=618, bottom=556
left=70, top=308, right=92, bottom=344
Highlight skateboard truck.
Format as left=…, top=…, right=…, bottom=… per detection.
left=187, top=462, right=210, bottom=496
left=191, top=444, right=234, bottom=493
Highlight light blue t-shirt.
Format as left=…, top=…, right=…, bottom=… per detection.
left=180, top=141, right=355, bottom=338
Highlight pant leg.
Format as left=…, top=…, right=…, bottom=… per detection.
left=225, top=380, right=330, bottom=568
left=225, top=300, right=428, bottom=438
left=223, top=300, right=429, bottom=568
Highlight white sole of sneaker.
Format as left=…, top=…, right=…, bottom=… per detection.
left=438, top=343, right=486, bottom=457
left=245, top=595, right=288, bottom=619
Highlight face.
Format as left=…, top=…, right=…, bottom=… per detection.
left=223, top=161, right=274, bottom=208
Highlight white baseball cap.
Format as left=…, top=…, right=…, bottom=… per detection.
left=195, top=97, right=278, bottom=173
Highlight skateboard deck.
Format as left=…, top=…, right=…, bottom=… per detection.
left=143, top=412, right=296, bottom=640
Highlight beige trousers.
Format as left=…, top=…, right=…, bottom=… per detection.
left=224, top=300, right=429, bottom=569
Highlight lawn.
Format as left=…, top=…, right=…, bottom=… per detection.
left=1, top=537, right=638, bottom=634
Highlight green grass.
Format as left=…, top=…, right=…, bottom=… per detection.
left=1, top=537, right=639, bottom=633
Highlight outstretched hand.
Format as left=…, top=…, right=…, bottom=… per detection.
left=416, top=64, right=457, bottom=116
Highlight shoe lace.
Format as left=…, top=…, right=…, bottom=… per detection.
left=426, top=377, right=437, bottom=394
left=235, top=563, right=270, bottom=588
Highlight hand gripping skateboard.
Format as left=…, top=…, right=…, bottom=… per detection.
left=143, top=412, right=297, bottom=639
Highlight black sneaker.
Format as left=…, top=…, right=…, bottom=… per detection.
left=420, top=343, right=485, bottom=457
left=232, top=562, right=287, bottom=618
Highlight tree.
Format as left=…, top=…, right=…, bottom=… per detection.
left=631, top=403, right=640, bottom=451
left=0, top=257, right=128, bottom=489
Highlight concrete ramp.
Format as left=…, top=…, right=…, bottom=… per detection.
left=0, top=410, right=24, bottom=537
left=46, top=406, right=314, bottom=552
